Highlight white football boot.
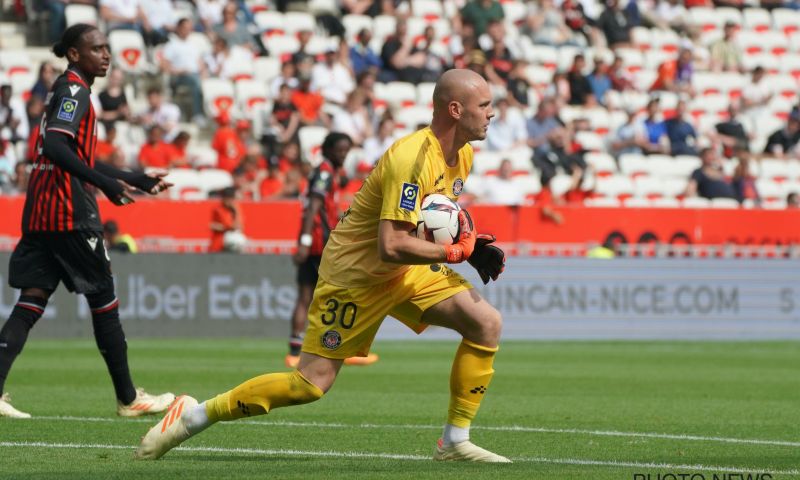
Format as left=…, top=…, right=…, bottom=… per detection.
left=433, top=438, right=512, bottom=463
left=117, top=388, right=176, bottom=417
left=0, top=393, right=31, bottom=419
left=135, top=395, right=198, bottom=460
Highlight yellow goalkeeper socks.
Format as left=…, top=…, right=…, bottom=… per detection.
left=447, top=339, right=498, bottom=430
left=205, top=370, right=323, bottom=422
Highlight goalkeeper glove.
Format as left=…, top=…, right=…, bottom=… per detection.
left=467, top=234, right=505, bottom=284
left=443, top=209, right=476, bottom=263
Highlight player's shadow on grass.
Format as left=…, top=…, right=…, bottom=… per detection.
left=178, top=454, right=315, bottom=463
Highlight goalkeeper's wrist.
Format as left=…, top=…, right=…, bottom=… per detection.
left=443, top=244, right=465, bottom=264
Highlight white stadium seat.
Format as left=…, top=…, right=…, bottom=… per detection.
left=65, top=4, right=98, bottom=27
left=201, top=78, right=236, bottom=118
left=109, top=30, right=149, bottom=74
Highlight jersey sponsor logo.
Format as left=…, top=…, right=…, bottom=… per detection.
left=56, top=98, right=78, bottom=122
left=452, top=178, right=464, bottom=196
left=399, top=182, right=419, bottom=211
left=68, top=85, right=81, bottom=96
left=434, top=173, right=444, bottom=185
left=321, top=330, right=342, bottom=350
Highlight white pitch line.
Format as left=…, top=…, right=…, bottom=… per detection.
left=0, top=441, right=798, bottom=476
left=28, top=415, right=800, bottom=448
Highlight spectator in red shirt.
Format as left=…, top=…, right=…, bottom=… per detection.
left=138, top=125, right=173, bottom=169
left=96, top=123, right=119, bottom=164
left=209, top=187, right=244, bottom=253
left=166, top=131, right=192, bottom=168
left=534, top=172, right=565, bottom=224
left=291, top=74, right=329, bottom=127
left=211, top=113, right=247, bottom=172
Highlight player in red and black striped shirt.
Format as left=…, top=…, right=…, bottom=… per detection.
left=286, top=133, right=379, bottom=368
left=0, top=24, right=175, bottom=419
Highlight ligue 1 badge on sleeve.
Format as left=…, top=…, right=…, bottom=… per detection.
left=452, top=178, right=464, bottom=196
left=399, top=182, right=419, bottom=211
left=321, top=330, right=342, bottom=350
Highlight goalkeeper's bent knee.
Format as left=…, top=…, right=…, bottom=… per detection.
left=206, top=370, right=324, bottom=422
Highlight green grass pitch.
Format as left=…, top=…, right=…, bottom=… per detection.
left=0, top=339, right=798, bottom=479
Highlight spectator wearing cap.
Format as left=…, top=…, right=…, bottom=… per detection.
left=684, top=147, right=737, bottom=200
left=161, top=18, right=206, bottom=124
left=138, top=87, right=182, bottom=141
left=363, top=117, right=398, bottom=166
left=638, top=97, right=669, bottom=155
left=350, top=29, right=382, bottom=77
left=714, top=100, right=752, bottom=158
left=664, top=100, right=698, bottom=156
left=596, top=0, right=633, bottom=48
left=312, top=47, right=356, bottom=106
left=212, top=113, right=248, bottom=172
left=213, top=2, right=257, bottom=54
left=0, top=84, right=29, bottom=145
left=460, top=0, right=504, bottom=37
left=487, top=98, right=527, bottom=151
left=710, top=22, right=742, bottom=72
left=291, top=73, right=329, bottom=127
left=764, top=114, right=800, bottom=159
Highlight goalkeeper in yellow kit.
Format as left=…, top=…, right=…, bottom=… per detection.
left=135, top=69, right=509, bottom=463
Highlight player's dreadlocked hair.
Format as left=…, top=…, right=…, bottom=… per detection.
left=321, top=132, right=353, bottom=160
left=52, top=23, right=98, bottom=59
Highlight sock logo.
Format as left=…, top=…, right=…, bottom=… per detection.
left=237, top=400, right=251, bottom=416
left=469, top=386, right=487, bottom=394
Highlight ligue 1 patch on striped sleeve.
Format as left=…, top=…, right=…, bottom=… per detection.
left=56, top=98, right=78, bottom=122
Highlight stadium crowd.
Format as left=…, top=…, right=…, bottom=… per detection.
left=2, top=0, right=800, bottom=209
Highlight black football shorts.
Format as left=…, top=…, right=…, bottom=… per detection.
left=8, top=231, right=114, bottom=294
left=296, top=255, right=321, bottom=286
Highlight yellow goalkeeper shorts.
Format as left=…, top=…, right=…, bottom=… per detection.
left=302, top=263, right=473, bottom=359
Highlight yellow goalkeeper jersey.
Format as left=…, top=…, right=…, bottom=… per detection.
left=318, top=127, right=473, bottom=288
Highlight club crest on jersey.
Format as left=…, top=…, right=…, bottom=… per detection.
left=56, top=98, right=78, bottom=122
left=452, top=178, right=464, bottom=196
left=321, top=330, right=342, bottom=350
left=399, top=182, right=419, bottom=211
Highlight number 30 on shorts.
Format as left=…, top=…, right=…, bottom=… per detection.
left=320, top=299, right=357, bottom=329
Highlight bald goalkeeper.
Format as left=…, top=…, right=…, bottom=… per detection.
left=135, top=69, right=510, bottom=463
